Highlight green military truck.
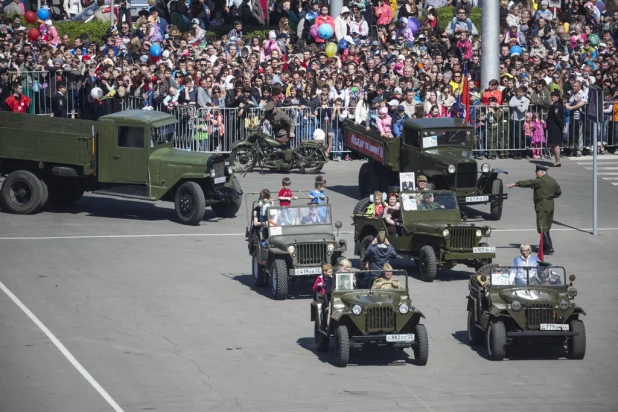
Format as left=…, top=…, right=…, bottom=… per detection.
left=344, top=118, right=507, bottom=220
left=0, top=111, right=241, bottom=225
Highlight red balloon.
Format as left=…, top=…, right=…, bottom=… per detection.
left=149, top=55, right=160, bottom=63
left=25, top=11, right=37, bottom=24
left=27, top=28, right=40, bottom=41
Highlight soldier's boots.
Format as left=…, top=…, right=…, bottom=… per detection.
left=543, top=231, right=554, bottom=255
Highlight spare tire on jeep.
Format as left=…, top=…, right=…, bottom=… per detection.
left=353, top=198, right=371, bottom=215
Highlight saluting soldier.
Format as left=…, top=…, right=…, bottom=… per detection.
left=507, top=165, right=562, bottom=254
left=263, top=101, right=296, bottom=145
left=51, top=82, right=68, bottom=118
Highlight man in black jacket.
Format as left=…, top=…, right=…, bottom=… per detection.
left=51, top=82, right=68, bottom=118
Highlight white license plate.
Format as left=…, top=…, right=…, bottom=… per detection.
left=540, top=324, right=569, bottom=331
left=386, top=334, right=415, bottom=343
left=473, top=246, right=496, bottom=253
left=214, top=177, right=226, bottom=184
left=294, top=267, right=322, bottom=275
left=466, top=196, right=489, bottom=202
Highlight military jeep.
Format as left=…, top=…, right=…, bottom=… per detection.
left=353, top=190, right=494, bottom=282
left=245, top=195, right=347, bottom=300
left=467, top=264, right=586, bottom=361
left=311, top=269, right=428, bottom=367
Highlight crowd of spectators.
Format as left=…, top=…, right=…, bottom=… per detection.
left=0, top=0, right=617, bottom=159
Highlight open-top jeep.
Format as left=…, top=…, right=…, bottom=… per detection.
left=344, top=119, right=508, bottom=220
left=245, top=194, right=347, bottom=300
left=353, top=190, right=494, bottom=282
left=467, top=264, right=586, bottom=361
left=311, top=269, right=428, bottom=367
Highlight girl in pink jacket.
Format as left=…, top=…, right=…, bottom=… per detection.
left=376, top=107, right=393, bottom=138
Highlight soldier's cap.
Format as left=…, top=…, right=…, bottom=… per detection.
left=376, top=231, right=386, bottom=243
left=536, top=164, right=549, bottom=172
left=538, top=261, right=552, bottom=267
left=383, top=263, right=393, bottom=270
left=417, top=174, right=427, bottom=182
left=264, top=101, right=276, bottom=112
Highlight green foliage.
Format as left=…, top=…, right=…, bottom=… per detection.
left=205, top=25, right=273, bottom=42
left=55, top=20, right=111, bottom=43
left=436, top=6, right=482, bottom=36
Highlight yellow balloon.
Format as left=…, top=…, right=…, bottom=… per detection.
left=563, top=22, right=569, bottom=34
left=325, top=42, right=337, bottom=58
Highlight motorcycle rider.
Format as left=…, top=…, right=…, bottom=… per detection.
left=264, top=101, right=296, bottom=145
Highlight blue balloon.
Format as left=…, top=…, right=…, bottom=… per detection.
left=407, top=17, right=420, bottom=34
left=317, top=23, right=334, bottom=40
left=509, top=45, right=523, bottom=55
left=37, top=8, right=50, bottom=20
left=149, top=44, right=162, bottom=57
left=339, top=38, right=348, bottom=50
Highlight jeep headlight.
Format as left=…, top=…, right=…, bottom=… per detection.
left=352, top=305, right=362, bottom=316
left=559, top=299, right=569, bottom=311
left=327, top=243, right=335, bottom=252
left=399, top=303, right=409, bottom=314
left=227, top=166, right=233, bottom=175
left=475, top=229, right=483, bottom=237
left=442, top=229, right=450, bottom=237
left=448, top=164, right=456, bottom=174
left=481, top=163, right=491, bottom=173
left=511, top=300, right=522, bottom=312
left=568, top=287, right=578, bottom=298
left=287, top=245, right=295, bottom=254
left=484, top=227, right=491, bottom=235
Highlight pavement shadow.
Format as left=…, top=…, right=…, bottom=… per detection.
left=552, top=220, right=591, bottom=234
left=327, top=185, right=360, bottom=200
left=452, top=330, right=569, bottom=360
left=460, top=205, right=492, bottom=221
left=44, top=195, right=221, bottom=223
left=527, top=159, right=554, bottom=167
left=228, top=273, right=314, bottom=300
left=227, top=273, right=272, bottom=299
left=296, top=337, right=413, bottom=367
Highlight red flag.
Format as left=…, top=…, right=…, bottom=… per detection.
left=461, top=74, right=470, bottom=123
left=538, top=232, right=544, bottom=262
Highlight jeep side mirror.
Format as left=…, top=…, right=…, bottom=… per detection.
left=569, top=274, right=576, bottom=282
left=335, top=221, right=343, bottom=229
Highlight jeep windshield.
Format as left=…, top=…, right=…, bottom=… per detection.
left=400, top=191, right=458, bottom=212
left=267, top=205, right=331, bottom=227
left=420, top=129, right=473, bottom=149
left=334, top=269, right=408, bottom=291
left=489, top=266, right=566, bottom=287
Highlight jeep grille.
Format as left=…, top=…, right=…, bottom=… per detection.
left=213, top=162, right=225, bottom=181
left=366, top=305, right=395, bottom=332
left=526, top=303, right=555, bottom=329
left=449, top=227, right=476, bottom=250
left=295, top=243, right=328, bottom=266
left=456, top=163, right=478, bottom=188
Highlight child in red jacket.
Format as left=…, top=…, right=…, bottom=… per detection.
left=312, top=263, right=333, bottom=298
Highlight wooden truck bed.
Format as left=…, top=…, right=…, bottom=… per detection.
left=343, top=120, right=401, bottom=171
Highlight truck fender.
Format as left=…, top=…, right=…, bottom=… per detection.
left=491, top=168, right=508, bottom=175
left=571, top=307, right=586, bottom=316
left=466, top=296, right=475, bottom=312
left=412, top=309, right=426, bottom=319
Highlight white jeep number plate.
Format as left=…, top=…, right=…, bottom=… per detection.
left=466, top=196, right=489, bottom=202
left=386, top=334, right=415, bottom=343
left=214, top=177, right=227, bottom=184
left=540, top=324, right=569, bottom=331
left=473, top=246, right=496, bottom=253
left=294, top=267, right=322, bottom=275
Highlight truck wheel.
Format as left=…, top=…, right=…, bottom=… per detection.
left=270, top=258, right=288, bottom=300
left=467, top=310, right=483, bottom=346
left=490, top=179, right=504, bottom=221
left=353, top=198, right=371, bottom=215
left=413, top=324, right=429, bottom=366
left=334, top=325, right=350, bottom=367
left=359, top=234, right=375, bottom=260
left=487, top=321, right=507, bottom=361
left=314, top=319, right=329, bottom=352
left=252, top=255, right=267, bottom=287
left=567, top=320, right=586, bottom=359
left=229, top=147, right=255, bottom=173
left=419, top=245, right=437, bottom=282
left=211, top=177, right=242, bottom=218
left=174, top=181, right=206, bottom=225
left=36, top=178, right=49, bottom=213
left=51, top=166, right=80, bottom=178
left=0, top=170, right=43, bottom=215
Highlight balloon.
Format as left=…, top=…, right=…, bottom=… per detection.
left=25, top=11, right=37, bottom=24
left=407, top=17, right=420, bottom=34
left=27, top=28, right=40, bottom=41
left=91, top=87, right=103, bottom=99
left=509, top=45, right=523, bottom=55
left=149, top=44, right=162, bottom=57
left=339, top=38, right=348, bottom=50
left=595, top=2, right=605, bottom=13
left=325, top=42, right=337, bottom=57
left=317, top=23, right=334, bottom=40
left=37, top=8, right=50, bottom=21
left=563, top=22, right=569, bottom=34
left=149, top=55, right=161, bottom=63
left=589, top=34, right=600, bottom=46
left=309, top=24, right=319, bottom=39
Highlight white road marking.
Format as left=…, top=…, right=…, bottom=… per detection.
left=0, top=280, right=125, bottom=412
left=613, top=183, right=618, bottom=186
left=602, top=177, right=618, bottom=180
left=568, top=156, right=618, bottom=160
left=596, top=172, right=618, bottom=175
left=2, top=228, right=618, bottom=241
left=584, top=167, right=618, bottom=170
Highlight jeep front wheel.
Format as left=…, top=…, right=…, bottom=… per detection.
left=211, top=176, right=242, bottom=218
left=487, top=321, right=507, bottom=361
left=567, top=320, right=586, bottom=359
left=413, top=324, right=429, bottom=366
left=334, top=325, right=350, bottom=367
left=490, top=179, right=503, bottom=221
left=252, top=255, right=267, bottom=287
left=467, top=310, right=483, bottom=346
left=175, top=181, right=206, bottom=225
left=419, top=245, right=437, bottom=282
left=270, top=258, right=288, bottom=300
left=314, top=319, right=329, bottom=352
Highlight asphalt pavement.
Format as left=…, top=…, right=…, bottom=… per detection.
left=1, top=156, right=617, bottom=412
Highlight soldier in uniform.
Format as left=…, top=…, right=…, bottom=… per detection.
left=51, top=82, right=68, bottom=118
left=371, top=263, right=401, bottom=289
left=507, top=165, right=562, bottom=254
left=530, top=264, right=562, bottom=285
left=263, top=101, right=295, bottom=145
left=417, top=192, right=444, bottom=210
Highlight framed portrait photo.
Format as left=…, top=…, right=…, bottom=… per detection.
left=399, top=172, right=416, bottom=192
